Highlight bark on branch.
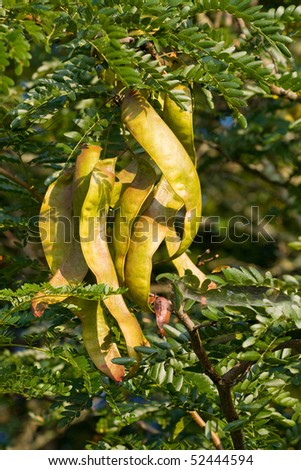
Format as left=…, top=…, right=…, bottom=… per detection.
left=270, top=84, right=300, bottom=102
left=174, top=304, right=246, bottom=450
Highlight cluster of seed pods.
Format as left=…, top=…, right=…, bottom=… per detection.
left=31, top=86, right=205, bottom=382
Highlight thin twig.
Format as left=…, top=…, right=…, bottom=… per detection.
left=270, top=84, right=300, bottom=102
left=235, top=158, right=288, bottom=189
left=0, top=167, right=43, bottom=202
left=202, top=139, right=288, bottom=189
left=189, top=411, right=224, bottom=450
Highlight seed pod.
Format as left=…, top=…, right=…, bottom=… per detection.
left=166, top=227, right=206, bottom=286
left=32, top=145, right=102, bottom=317
left=71, top=146, right=125, bottom=381
left=39, top=169, right=74, bottom=274
left=72, top=144, right=102, bottom=217
left=32, top=168, right=89, bottom=317
left=121, top=89, right=202, bottom=258
left=113, top=158, right=156, bottom=284
left=125, top=176, right=182, bottom=311
left=70, top=297, right=125, bottom=382
left=110, top=158, right=138, bottom=208
left=31, top=232, right=89, bottom=317
left=163, top=85, right=197, bottom=165
left=80, top=159, right=148, bottom=369
left=162, top=87, right=204, bottom=273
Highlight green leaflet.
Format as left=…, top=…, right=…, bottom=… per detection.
left=113, top=158, right=156, bottom=284
left=121, top=90, right=202, bottom=259
left=80, top=159, right=148, bottom=366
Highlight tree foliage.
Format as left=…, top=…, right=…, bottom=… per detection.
left=1, top=0, right=301, bottom=450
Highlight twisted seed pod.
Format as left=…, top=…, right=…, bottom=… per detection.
left=70, top=298, right=125, bottom=382
left=125, top=175, right=206, bottom=311
left=162, top=89, right=206, bottom=284
left=32, top=167, right=88, bottom=317
left=163, top=85, right=197, bottom=165
left=125, top=176, right=182, bottom=311
left=71, top=145, right=125, bottom=381
left=80, top=159, right=148, bottom=369
left=166, top=227, right=206, bottom=286
left=72, top=145, right=102, bottom=217
left=32, top=145, right=101, bottom=317
left=110, top=158, right=138, bottom=208
left=38, top=169, right=74, bottom=275
left=121, top=89, right=202, bottom=258
left=113, top=159, right=156, bottom=284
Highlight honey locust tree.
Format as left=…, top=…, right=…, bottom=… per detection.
left=1, top=0, right=301, bottom=450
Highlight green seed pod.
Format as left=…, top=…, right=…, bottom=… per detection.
left=80, top=159, right=148, bottom=371
left=125, top=176, right=181, bottom=311
left=113, top=158, right=156, bottom=284
left=163, top=85, right=197, bottom=165
left=39, top=169, right=74, bottom=275
left=71, top=297, right=125, bottom=382
left=121, top=89, right=202, bottom=259
left=32, top=145, right=102, bottom=317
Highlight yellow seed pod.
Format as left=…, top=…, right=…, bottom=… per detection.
left=80, top=159, right=149, bottom=370
left=163, top=85, right=197, bottom=165
left=113, top=158, right=156, bottom=284
left=121, top=89, right=202, bottom=259
left=70, top=297, right=125, bottom=382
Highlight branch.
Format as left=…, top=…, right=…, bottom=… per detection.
left=0, top=167, right=43, bottom=202
left=174, top=304, right=246, bottom=450
left=175, top=304, right=220, bottom=383
left=201, top=139, right=291, bottom=192
left=216, top=384, right=245, bottom=450
left=222, top=361, right=253, bottom=386
left=234, top=158, right=288, bottom=189
left=272, top=339, right=301, bottom=352
left=270, top=85, right=300, bottom=102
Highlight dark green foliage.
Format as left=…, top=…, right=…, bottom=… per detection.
left=0, top=0, right=301, bottom=451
